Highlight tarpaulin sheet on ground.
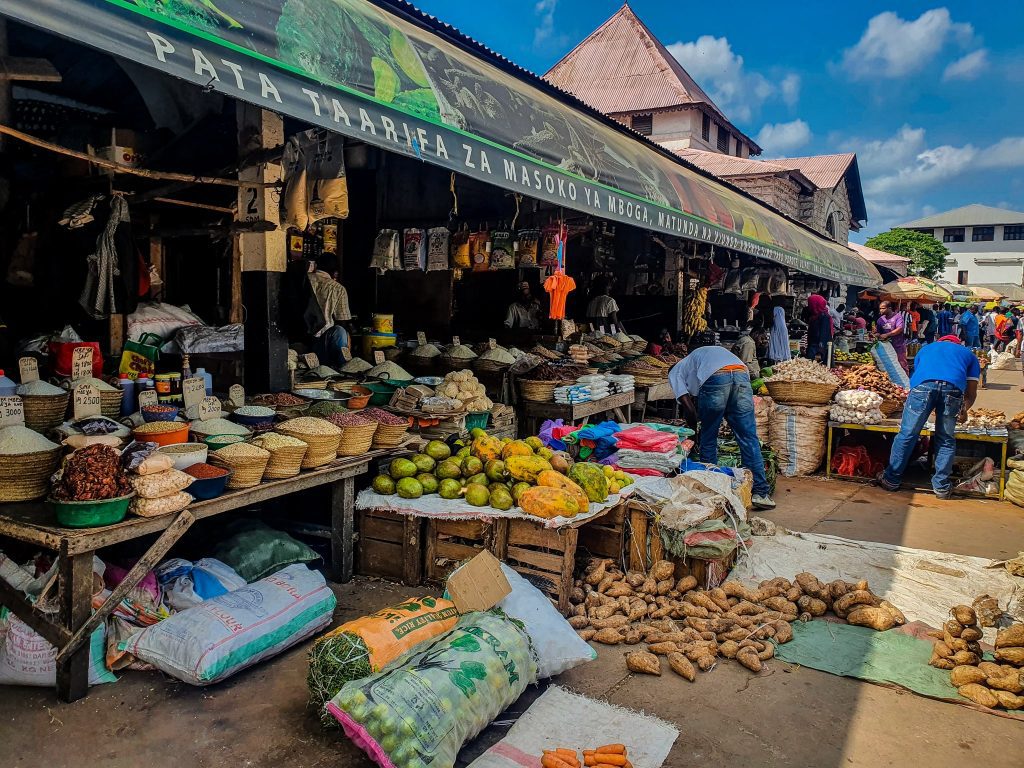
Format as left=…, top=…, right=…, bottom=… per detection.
left=1, top=0, right=879, bottom=286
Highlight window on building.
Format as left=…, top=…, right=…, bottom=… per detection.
left=1004, top=225, right=1024, bottom=240
left=735, top=138, right=743, bottom=157
left=942, top=227, right=965, bottom=243
left=631, top=114, right=652, bottom=136
left=825, top=213, right=836, bottom=238
left=957, top=270, right=969, bottom=285
left=716, top=124, right=729, bottom=152
left=972, top=226, right=994, bottom=241
left=701, top=113, right=710, bottom=141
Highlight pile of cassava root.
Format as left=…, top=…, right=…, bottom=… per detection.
left=928, top=604, right=1024, bottom=710
left=570, top=558, right=905, bottom=678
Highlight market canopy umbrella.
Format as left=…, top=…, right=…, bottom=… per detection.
left=899, top=276, right=952, bottom=299
left=969, top=286, right=1004, bottom=301
left=863, top=279, right=947, bottom=302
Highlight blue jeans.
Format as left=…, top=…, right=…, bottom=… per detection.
left=697, top=371, right=770, bottom=497
left=882, top=380, right=963, bottom=496
left=964, top=334, right=980, bottom=348
left=314, top=325, right=350, bottom=368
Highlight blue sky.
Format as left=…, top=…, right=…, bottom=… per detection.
left=409, top=0, right=1024, bottom=240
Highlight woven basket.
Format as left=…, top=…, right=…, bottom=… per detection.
left=765, top=380, right=838, bottom=406
left=0, top=448, right=62, bottom=502
left=99, top=389, right=123, bottom=419
left=208, top=452, right=269, bottom=489
left=252, top=436, right=308, bottom=480
left=22, top=393, right=71, bottom=432
left=336, top=422, right=378, bottom=456
left=474, top=358, right=511, bottom=374
left=276, top=424, right=341, bottom=469
left=879, top=398, right=903, bottom=417
left=519, top=379, right=558, bottom=402
left=371, top=421, right=411, bottom=449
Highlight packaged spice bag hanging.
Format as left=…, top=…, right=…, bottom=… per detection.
left=402, top=229, right=426, bottom=271
left=450, top=228, right=471, bottom=269
left=540, top=224, right=561, bottom=267
left=470, top=229, right=490, bottom=271
left=426, top=227, right=450, bottom=271
left=370, top=229, right=399, bottom=274
left=516, top=229, right=540, bottom=267
left=489, top=229, right=514, bottom=269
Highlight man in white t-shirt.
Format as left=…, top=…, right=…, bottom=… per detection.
left=586, top=278, right=625, bottom=332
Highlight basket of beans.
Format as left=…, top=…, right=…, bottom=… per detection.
left=141, top=404, right=180, bottom=423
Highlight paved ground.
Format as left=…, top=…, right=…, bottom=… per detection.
left=2, top=378, right=1024, bottom=766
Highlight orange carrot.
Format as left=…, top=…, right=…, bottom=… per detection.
left=591, top=756, right=627, bottom=767
left=541, top=756, right=576, bottom=768
left=594, top=764, right=620, bottom=768
left=595, top=745, right=626, bottom=755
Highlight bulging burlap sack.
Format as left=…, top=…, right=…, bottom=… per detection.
left=768, top=404, right=829, bottom=476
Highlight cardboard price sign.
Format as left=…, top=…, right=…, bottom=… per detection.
left=488, top=338, right=497, bottom=350
left=0, top=396, right=25, bottom=428
left=182, top=377, right=206, bottom=408
left=71, top=347, right=93, bottom=380
left=18, top=357, right=39, bottom=384
left=373, top=350, right=386, bottom=365
left=303, top=352, right=320, bottom=370
left=198, top=396, right=221, bottom=420
left=229, top=384, right=245, bottom=408
left=138, top=389, right=159, bottom=408
left=73, top=384, right=102, bottom=419
left=416, top=331, right=427, bottom=345
left=452, top=335, right=461, bottom=347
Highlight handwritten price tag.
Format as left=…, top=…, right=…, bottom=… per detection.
left=303, top=352, right=320, bottom=370
left=373, top=350, right=385, bottom=366
left=182, top=377, right=206, bottom=408
left=198, top=396, right=221, bottom=420
left=18, top=357, right=39, bottom=384
left=73, top=384, right=102, bottom=419
left=610, top=324, right=618, bottom=335
left=341, top=348, right=352, bottom=362
left=488, top=338, right=497, bottom=350
left=229, top=384, right=245, bottom=408
left=416, top=331, right=427, bottom=345
left=138, top=389, right=159, bottom=408
left=598, top=326, right=606, bottom=335
left=71, top=347, right=93, bottom=380
left=0, top=396, right=25, bottom=428
left=452, top=336, right=461, bottom=347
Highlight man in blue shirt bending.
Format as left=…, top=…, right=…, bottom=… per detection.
left=959, top=305, right=981, bottom=348
left=876, top=335, right=980, bottom=499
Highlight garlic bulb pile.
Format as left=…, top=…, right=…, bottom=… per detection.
left=830, top=389, right=884, bottom=424
left=766, top=358, right=840, bottom=385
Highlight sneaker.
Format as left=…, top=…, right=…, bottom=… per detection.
left=934, top=491, right=951, bottom=500
left=875, top=472, right=900, bottom=492
left=751, top=494, right=776, bottom=510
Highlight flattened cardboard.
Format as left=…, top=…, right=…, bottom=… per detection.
left=447, top=550, right=511, bottom=613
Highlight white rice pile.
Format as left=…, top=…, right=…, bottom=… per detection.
left=17, top=380, right=65, bottom=396
left=0, top=426, right=58, bottom=455
left=365, top=361, right=413, bottom=380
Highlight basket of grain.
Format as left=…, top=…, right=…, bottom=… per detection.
left=252, top=432, right=308, bottom=480
left=17, top=380, right=71, bottom=432
left=362, top=407, right=411, bottom=448
left=0, top=426, right=62, bottom=502
left=276, top=417, right=342, bottom=468
left=326, top=413, right=378, bottom=456
left=69, top=377, right=123, bottom=419
left=765, top=380, right=838, bottom=406
left=518, top=379, right=558, bottom=402
left=208, top=442, right=271, bottom=489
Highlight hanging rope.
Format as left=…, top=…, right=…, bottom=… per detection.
left=449, top=172, right=459, bottom=218
left=511, top=193, right=522, bottom=229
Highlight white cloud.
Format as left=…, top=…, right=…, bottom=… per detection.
left=667, top=36, right=798, bottom=122
left=756, top=119, right=812, bottom=156
left=841, top=8, right=975, bottom=79
left=943, top=49, right=990, bottom=81
left=533, top=0, right=559, bottom=48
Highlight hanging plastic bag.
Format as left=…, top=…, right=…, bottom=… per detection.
left=470, top=229, right=490, bottom=271
left=517, top=229, right=540, bottom=267
left=118, top=333, right=161, bottom=379
left=283, top=130, right=349, bottom=231
left=402, top=229, right=426, bottom=271
left=426, top=227, right=450, bottom=272
left=370, top=229, right=400, bottom=274
left=451, top=228, right=471, bottom=269
left=489, top=230, right=514, bottom=269
left=540, top=224, right=560, bottom=267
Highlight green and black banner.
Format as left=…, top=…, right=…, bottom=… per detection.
left=2, top=0, right=881, bottom=286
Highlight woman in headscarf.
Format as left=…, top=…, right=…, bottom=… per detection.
left=768, top=300, right=791, bottom=364
left=805, top=294, right=833, bottom=362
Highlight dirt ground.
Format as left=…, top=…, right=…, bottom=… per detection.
left=2, top=375, right=1024, bottom=766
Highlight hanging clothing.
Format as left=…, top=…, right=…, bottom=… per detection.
left=79, top=195, right=134, bottom=319
left=544, top=272, right=576, bottom=320
left=768, top=307, right=791, bottom=362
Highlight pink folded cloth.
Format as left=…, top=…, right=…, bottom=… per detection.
left=613, top=425, right=679, bottom=453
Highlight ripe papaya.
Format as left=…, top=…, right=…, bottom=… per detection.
left=536, top=469, right=590, bottom=512
left=568, top=462, right=609, bottom=502
left=505, top=455, right=553, bottom=483
left=471, top=434, right=503, bottom=462
left=500, top=440, right=534, bottom=460
left=518, top=486, right=580, bottom=519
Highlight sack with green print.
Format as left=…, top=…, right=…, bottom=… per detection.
left=327, top=610, right=538, bottom=768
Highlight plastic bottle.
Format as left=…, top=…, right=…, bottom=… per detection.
left=0, top=370, right=15, bottom=396
left=136, top=374, right=154, bottom=396
left=196, top=367, right=213, bottom=396
left=118, top=373, right=136, bottom=416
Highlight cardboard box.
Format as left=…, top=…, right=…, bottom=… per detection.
left=446, top=550, right=511, bottom=613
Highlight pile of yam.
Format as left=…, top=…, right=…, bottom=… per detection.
left=929, top=604, right=1024, bottom=710
left=570, top=558, right=904, bottom=679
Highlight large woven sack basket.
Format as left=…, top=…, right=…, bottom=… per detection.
left=276, top=426, right=340, bottom=469
left=0, top=448, right=62, bottom=502
left=337, top=423, right=377, bottom=456
left=252, top=437, right=308, bottom=480
left=371, top=421, right=411, bottom=449
left=208, top=452, right=269, bottom=489
left=765, top=380, right=838, bottom=406
left=22, top=393, right=70, bottom=432
left=518, top=380, right=557, bottom=402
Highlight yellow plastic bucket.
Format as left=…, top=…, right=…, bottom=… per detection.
left=362, top=332, right=397, bottom=358
left=372, top=314, right=394, bottom=333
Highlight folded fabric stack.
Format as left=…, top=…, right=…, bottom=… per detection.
left=612, top=424, right=682, bottom=476
left=604, top=374, right=635, bottom=395
left=554, top=384, right=591, bottom=404
left=575, top=374, right=610, bottom=401
left=616, top=447, right=680, bottom=474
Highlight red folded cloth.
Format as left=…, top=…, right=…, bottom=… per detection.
left=613, top=425, right=679, bottom=453
left=614, top=465, right=665, bottom=477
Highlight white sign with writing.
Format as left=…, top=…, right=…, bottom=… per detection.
left=18, top=357, right=39, bottom=384
left=73, top=384, right=102, bottom=419
left=183, top=376, right=206, bottom=409
left=373, top=350, right=386, bottom=366
left=452, top=336, right=461, bottom=347
left=71, top=347, right=93, bottom=380
left=229, top=384, right=245, bottom=408
left=303, top=352, right=320, bottom=370
left=198, top=396, right=222, bottom=420
left=610, top=324, right=618, bottom=335
left=416, top=331, right=427, bottom=346
left=488, top=338, right=497, bottom=349
left=138, top=389, right=159, bottom=408
left=0, top=396, right=25, bottom=428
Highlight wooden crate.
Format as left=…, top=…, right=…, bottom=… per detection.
left=501, top=518, right=579, bottom=614
left=626, top=503, right=736, bottom=589
left=356, top=509, right=423, bottom=585
left=424, top=519, right=497, bottom=584
left=576, top=502, right=626, bottom=563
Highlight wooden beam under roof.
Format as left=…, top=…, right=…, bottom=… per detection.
left=0, top=55, right=61, bottom=83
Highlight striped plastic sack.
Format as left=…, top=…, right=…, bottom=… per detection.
left=870, top=341, right=910, bottom=388
left=767, top=404, right=829, bottom=477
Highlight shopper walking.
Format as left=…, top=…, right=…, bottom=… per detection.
left=668, top=336, right=774, bottom=510
left=918, top=303, right=936, bottom=343
left=768, top=303, right=791, bottom=363
left=804, top=294, right=833, bottom=362
left=875, top=301, right=909, bottom=373
left=960, top=305, right=981, bottom=348
left=935, top=303, right=953, bottom=338
left=877, top=335, right=979, bottom=499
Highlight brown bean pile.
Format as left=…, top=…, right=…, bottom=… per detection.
left=361, top=407, right=410, bottom=426
left=53, top=444, right=131, bottom=501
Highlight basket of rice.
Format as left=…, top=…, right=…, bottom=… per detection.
left=362, top=407, right=411, bottom=448
left=0, top=426, right=62, bottom=502
left=17, top=380, right=71, bottom=432
left=439, top=342, right=477, bottom=372
left=474, top=344, right=516, bottom=373
left=68, top=377, right=123, bottom=419
left=208, top=442, right=271, bottom=488
left=277, top=417, right=342, bottom=468
left=326, top=412, right=378, bottom=456
left=363, top=360, right=413, bottom=383
left=189, top=417, right=252, bottom=440
left=252, top=432, right=309, bottom=480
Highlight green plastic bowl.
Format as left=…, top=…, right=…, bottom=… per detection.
left=363, top=381, right=399, bottom=406
left=50, top=493, right=135, bottom=528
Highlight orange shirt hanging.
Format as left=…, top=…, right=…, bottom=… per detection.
left=544, top=272, right=576, bottom=320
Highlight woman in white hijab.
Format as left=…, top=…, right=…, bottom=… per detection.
left=768, top=304, right=791, bottom=363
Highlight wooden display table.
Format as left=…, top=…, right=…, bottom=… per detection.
left=518, top=391, right=635, bottom=435
left=0, top=455, right=372, bottom=703
left=826, top=420, right=1008, bottom=499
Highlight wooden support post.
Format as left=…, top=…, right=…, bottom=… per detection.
left=628, top=505, right=648, bottom=573
left=491, top=519, right=509, bottom=561
left=230, top=236, right=243, bottom=324
left=402, top=515, right=423, bottom=587
left=109, top=314, right=125, bottom=356
left=558, top=528, right=579, bottom=615
left=56, top=551, right=92, bottom=703
left=331, top=477, right=356, bottom=583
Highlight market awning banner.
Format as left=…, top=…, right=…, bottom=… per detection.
left=2, top=0, right=880, bottom=286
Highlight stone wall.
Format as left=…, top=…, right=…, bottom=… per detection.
left=728, top=174, right=802, bottom=219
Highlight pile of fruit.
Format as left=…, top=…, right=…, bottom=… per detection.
left=571, top=559, right=904, bottom=679
left=833, top=349, right=874, bottom=364
left=962, top=408, right=1006, bottom=430
left=370, top=429, right=632, bottom=518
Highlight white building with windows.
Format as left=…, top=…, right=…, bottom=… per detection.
left=898, top=204, right=1024, bottom=286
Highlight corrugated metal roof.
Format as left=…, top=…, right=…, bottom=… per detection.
left=542, top=4, right=760, bottom=152
left=675, top=148, right=814, bottom=189
left=771, top=153, right=867, bottom=225
left=849, top=242, right=911, bottom=264
left=899, top=204, right=1024, bottom=229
